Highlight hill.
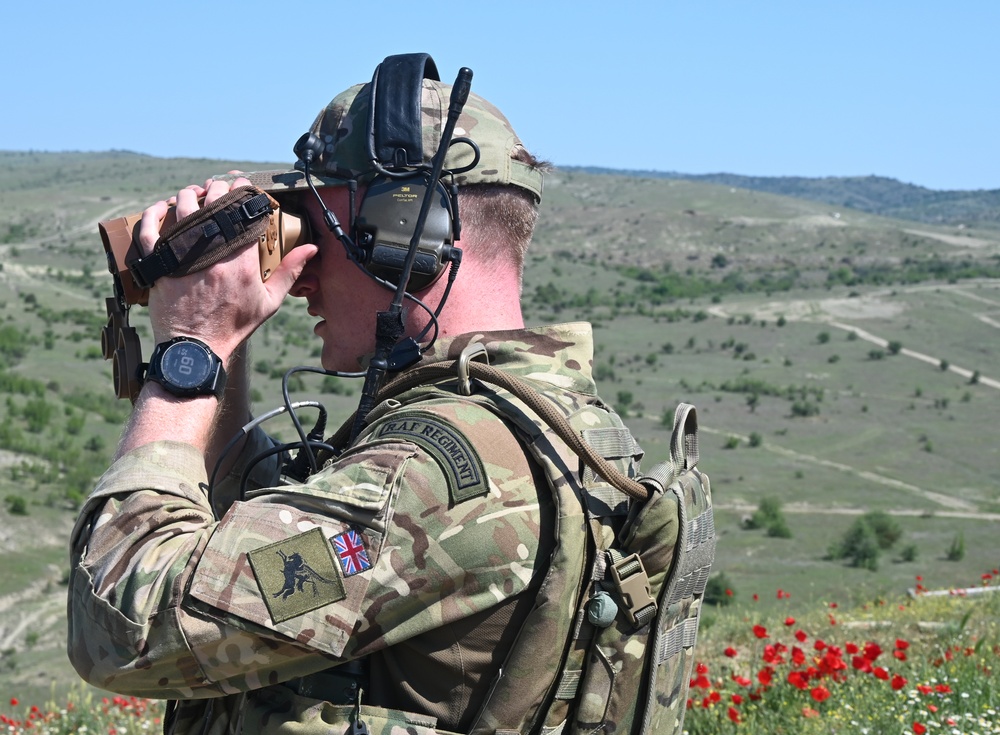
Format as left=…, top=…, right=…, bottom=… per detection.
left=565, top=165, right=1000, bottom=229
left=0, top=151, right=998, bottom=702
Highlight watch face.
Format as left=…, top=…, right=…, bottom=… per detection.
left=161, top=341, right=214, bottom=390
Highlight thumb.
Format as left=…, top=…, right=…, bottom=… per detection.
left=264, top=244, right=319, bottom=297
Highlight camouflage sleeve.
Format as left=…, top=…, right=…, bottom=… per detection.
left=68, top=401, right=545, bottom=699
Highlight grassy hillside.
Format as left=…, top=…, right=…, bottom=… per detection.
left=0, top=152, right=997, bottom=703
left=567, top=165, right=1000, bottom=229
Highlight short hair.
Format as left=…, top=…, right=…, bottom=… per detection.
left=456, top=149, right=549, bottom=281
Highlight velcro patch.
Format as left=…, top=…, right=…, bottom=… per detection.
left=247, top=527, right=346, bottom=624
left=374, top=413, right=489, bottom=503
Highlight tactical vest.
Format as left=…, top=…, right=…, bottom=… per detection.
left=166, top=352, right=715, bottom=735
left=325, top=350, right=716, bottom=735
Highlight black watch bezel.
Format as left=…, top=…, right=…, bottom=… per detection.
left=146, top=337, right=227, bottom=398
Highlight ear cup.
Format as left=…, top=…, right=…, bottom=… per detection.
left=355, top=174, right=454, bottom=291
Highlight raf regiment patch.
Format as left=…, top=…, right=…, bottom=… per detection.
left=247, top=527, right=347, bottom=624
left=374, top=413, right=489, bottom=504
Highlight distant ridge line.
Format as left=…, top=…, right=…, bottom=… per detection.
left=560, top=165, right=1000, bottom=230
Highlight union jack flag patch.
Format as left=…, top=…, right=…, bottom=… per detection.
left=332, top=529, right=371, bottom=577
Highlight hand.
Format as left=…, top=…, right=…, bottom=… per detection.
left=138, top=175, right=318, bottom=365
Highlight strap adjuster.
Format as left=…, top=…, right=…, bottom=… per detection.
left=609, top=552, right=657, bottom=628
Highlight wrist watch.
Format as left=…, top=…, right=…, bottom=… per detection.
left=145, top=337, right=227, bottom=398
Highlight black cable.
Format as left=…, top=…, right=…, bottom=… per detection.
left=206, top=400, right=326, bottom=502
left=238, top=440, right=337, bottom=501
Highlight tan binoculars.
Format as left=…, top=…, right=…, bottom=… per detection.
left=97, top=188, right=311, bottom=401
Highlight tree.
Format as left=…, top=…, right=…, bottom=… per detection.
left=829, top=517, right=884, bottom=571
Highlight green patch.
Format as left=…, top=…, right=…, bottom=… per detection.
left=374, top=413, right=489, bottom=504
left=247, top=527, right=346, bottom=624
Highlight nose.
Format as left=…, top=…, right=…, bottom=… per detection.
left=290, top=257, right=320, bottom=299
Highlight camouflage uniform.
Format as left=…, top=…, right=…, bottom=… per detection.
left=68, top=322, right=639, bottom=734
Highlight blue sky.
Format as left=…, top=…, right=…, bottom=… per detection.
left=2, top=1, right=996, bottom=191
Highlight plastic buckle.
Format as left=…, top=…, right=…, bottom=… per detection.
left=456, top=342, right=488, bottom=396
left=239, top=193, right=272, bottom=222
left=609, top=553, right=657, bottom=627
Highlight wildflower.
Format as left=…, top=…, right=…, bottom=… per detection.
left=791, top=646, right=806, bottom=666
left=753, top=624, right=768, bottom=639
left=916, top=684, right=933, bottom=696
left=927, top=704, right=938, bottom=713
left=863, top=642, right=883, bottom=661
left=811, top=685, right=831, bottom=702
left=853, top=655, right=872, bottom=673
left=788, top=671, right=809, bottom=690
left=731, top=694, right=743, bottom=705
left=757, top=667, right=773, bottom=686
left=752, top=593, right=759, bottom=602
left=727, top=706, right=741, bottom=723
left=896, top=639, right=910, bottom=651
left=725, top=588, right=733, bottom=597
left=814, top=639, right=827, bottom=652
left=891, top=674, right=907, bottom=691
left=912, top=723, right=927, bottom=735
left=893, top=650, right=908, bottom=661
left=724, top=647, right=738, bottom=658
left=696, top=662, right=709, bottom=675
left=733, top=675, right=752, bottom=687
left=934, top=684, right=952, bottom=694
left=784, top=616, right=796, bottom=626
left=873, top=666, right=889, bottom=681
left=802, top=707, right=820, bottom=718
left=795, top=630, right=808, bottom=643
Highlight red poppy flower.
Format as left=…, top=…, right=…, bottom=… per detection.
left=753, top=624, right=768, bottom=639
left=725, top=588, right=733, bottom=596
left=802, top=706, right=820, bottom=718
left=785, top=616, right=796, bottom=626
left=733, top=675, right=752, bottom=687
left=896, top=639, right=910, bottom=650
left=9, top=699, right=17, bottom=707
left=864, top=642, right=883, bottom=661
left=709, top=691, right=721, bottom=703
left=732, top=694, right=744, bottom=705
left=753, top=593, right=759, bottom=601
left=927, top=704, right=938, bottom=713
left=934, top=684, right=952, bottom=694
left=846, top=642, right=859, bottom=654
left=691, top=675, right=711, bottom=689
left=724, top=647, right=738, bottom=658
left=916, top=684, right=933, bottom=695
left=853, top=655, right=872, bottom=672
left=913, top=723, right=927, bottom=735
left=810, top=686, right=831, bottom=702
left=727, top=706, right=740, bottom=723
left=757, top=667, right=773, bottom=686
left=795, top=630, right=808, bottom=643
left=893, top=650, right=908, bottom=661
left=891, top=674, right=907, bottom=691
left=814, top=639, right=827, bottom=652
left=788, top=671, right=809, bottom=690
left=873, top=667, right=889, bottom=681
left=792, top=646, right=806, bottom=666
left=696, top=662, right=709, bottom=675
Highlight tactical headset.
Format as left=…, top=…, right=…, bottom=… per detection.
left=292, top=53, right=479, bottom=294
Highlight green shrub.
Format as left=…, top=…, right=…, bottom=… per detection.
left=829, top=518, right=881, bottom=570
left=946, top=532, right=965, bottom=561
left=704, top=572, right=735, bottom=606
left=5, top=494, right=27, bottom=515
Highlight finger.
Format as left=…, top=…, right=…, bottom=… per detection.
left=203, top=178, right=231, bottom=206
left=263, top=244, right=319, bottom=299
left=138, top=201, right=170, bottom=254
left=227, top=169, right=244, bottom=175
left=231, top=176, right=251, bottom=190
left=176, top=187, right=201, bottom=219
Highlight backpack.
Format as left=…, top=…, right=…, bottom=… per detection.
left=342, top=352, right=716, bottom=735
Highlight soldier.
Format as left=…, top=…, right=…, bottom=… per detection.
left=69, top=54, right=712, bottom=735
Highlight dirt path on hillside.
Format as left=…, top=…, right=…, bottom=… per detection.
left=715, top=500, right=1000, bottom=522
left=708, top=282, right=1000, bottom=392
left=699, top=426, right=981, bottom=513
